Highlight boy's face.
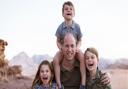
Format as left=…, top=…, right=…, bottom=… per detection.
left=40, top=64, right=52, bottom=85
left=62, top=5, right=75, bottom=21
left=85, top=51, right=99, bottom=72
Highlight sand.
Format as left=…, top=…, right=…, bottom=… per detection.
left=0, top=69, right=127, bottom=89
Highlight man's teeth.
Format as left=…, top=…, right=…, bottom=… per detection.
left=88, top=64, right=93, bottom=66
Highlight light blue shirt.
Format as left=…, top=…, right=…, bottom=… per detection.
left=55, top=21, right=82, bottom=42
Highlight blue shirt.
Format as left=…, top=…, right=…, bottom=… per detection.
left=55, top=21, right=82, bottom=43
left=34, top=82, right=57, bottom=89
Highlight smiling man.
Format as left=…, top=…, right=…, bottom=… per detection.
left=60, top=33, right=81, bottom=89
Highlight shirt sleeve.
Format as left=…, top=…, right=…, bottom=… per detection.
left=55, top=25, right=61, bottom=39
left=76, top=24, right=82, bottom=41
left=51, top=82, right=58, bottom=89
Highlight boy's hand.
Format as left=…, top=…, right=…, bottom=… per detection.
left=76, top=49, right=84, bottom=57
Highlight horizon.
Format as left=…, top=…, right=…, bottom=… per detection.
left=1, top=0, right=128, bottom=60
left=6, top=50, right=128, bottom=62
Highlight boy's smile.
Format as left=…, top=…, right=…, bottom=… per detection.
left=63, top=5, right=75, bottom=20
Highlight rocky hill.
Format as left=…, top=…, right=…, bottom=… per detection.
left=108, top=58, right=128, bottom=69
left=9, top=52, right=52, bottom=76
left=98, top=58, right=114, bottom=70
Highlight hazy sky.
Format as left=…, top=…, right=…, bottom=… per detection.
left=0, top=0, right=128, bottom=60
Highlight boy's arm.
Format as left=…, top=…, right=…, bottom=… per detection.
left=76, top=39, right=82, bottom=52
left=77, top=50, right=86, bottom=86
left=76, top=49, right=86, bottom=88
left=53, top=52, right=62, bottom=88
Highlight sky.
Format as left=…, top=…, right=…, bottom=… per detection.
left=0, top=0, right=128, bottom=60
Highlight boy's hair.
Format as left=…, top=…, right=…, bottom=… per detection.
left=84, top=47, right=99, bottom=60
left=62, top=1, right=74, bottom=13
left=31, top=60, right=54, bottom=89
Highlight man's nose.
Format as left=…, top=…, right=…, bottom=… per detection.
left=68, top=47, right=72, bottom=51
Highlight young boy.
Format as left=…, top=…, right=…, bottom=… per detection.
left=84, top=47, right=112, bottom=89
left=53, top=1, right=86, bottom=89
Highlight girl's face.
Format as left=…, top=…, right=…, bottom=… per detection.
left=62, top=5, right=75, bottom=21
left=85, top=51, right=98, bottom=72
left=39, top=64, right=52, bottom=85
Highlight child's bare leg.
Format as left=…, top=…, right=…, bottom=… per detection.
left=76, top=49, right=86, bottom=86
left=53, top=51, right=63, bottom=88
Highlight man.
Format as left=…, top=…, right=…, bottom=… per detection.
left=60, top=33, right=81, bottom=89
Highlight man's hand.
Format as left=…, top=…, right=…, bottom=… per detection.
left=101, top=72, right=111, bottom=85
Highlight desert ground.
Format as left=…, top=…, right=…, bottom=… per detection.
left=107, top=69, right=128, bottom=89
left=0, top=76, right=32, bottom=89
left=0, top=69, right=128, bottom=89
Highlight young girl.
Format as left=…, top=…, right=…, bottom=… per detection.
left=84, top=47, right=112, bottom=89
left=32, top=60, right=58, bottom=89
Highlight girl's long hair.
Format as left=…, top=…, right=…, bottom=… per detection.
left=84, top=47, right=99, bottom=76
left=31, top=60, right=54, bottom=89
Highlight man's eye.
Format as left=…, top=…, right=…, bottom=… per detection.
left=86, top=57, right=89, bottom=60
left=71, top=45, right=74, bottom=48
left=65, top=45, right=68, bottom=47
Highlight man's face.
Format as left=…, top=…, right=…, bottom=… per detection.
left=62, top=34, right=77, bottom=61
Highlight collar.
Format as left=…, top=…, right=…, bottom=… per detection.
left=61, top=60, right=79, bottom=72
left=87, top=68, right=101, bottom=80
left=62, top=20, right=75, bottom=29
left=95, top=68, right=101, bottom=79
